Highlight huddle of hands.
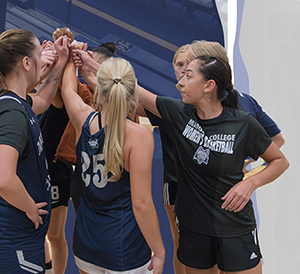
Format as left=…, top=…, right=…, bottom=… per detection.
left=40, top=27, right=95, bottom=81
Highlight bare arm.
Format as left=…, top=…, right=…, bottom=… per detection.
left=137, top=85, right=160, bottom=118
left=129, top=125, right=165, bottom=274
left=243, top=132, right=285, bottom=174
left=29, top=36, right=69, bottom=115
left=80, top=69, right=98, bottom=91
left=0, top=145, right=48, bottom=228
left=39, top=40, right=57, bottom=82
left=271, top=132, right=285, bottom=148
left=61, top=57, right=94, bottom=143
left=222, top=142, right=289, bottom=212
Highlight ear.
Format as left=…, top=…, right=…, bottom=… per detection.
left=22, top=56, right=31, bottom=72
left=204, top=79, right=216, bottom=93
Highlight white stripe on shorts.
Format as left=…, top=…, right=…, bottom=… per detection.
left=162, top=182, right=170, bottom=205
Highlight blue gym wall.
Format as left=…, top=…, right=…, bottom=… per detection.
left=1, top=1, right=224, bottom=273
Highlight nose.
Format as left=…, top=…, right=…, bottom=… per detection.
left=182, top=63, right=187, bottom=73
left=177, top=77, right=185, bottom=92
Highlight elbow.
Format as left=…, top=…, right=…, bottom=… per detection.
left=284, top=158, right=290, bottom=171
left=132, top=197, right=152, bottom=213
left=0, top=177, right=10, bottom=193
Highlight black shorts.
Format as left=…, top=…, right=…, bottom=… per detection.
left=162, top=181, right=178, bottom=205
left=177, top=225, right=262, bottom=272
left=51, top=177, right=71, bottom=209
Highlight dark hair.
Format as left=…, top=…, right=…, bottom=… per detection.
left=195, top=55, right=238, bottom=109
left=0, top=29, right=36, bottom=89
left=91, top=42, right=116, bottom=58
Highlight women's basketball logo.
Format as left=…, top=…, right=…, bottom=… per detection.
left=193, top=146, right=210, bottom=165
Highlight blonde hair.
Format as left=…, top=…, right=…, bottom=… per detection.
left=95, top=57, right=137, bottom=182
left=189, top=40, right=229, bottom=63
left=189, top=40, right=232, bottom=85
left=172, top=44, right=190, bottom=66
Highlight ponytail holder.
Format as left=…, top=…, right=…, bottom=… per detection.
left=113, top=78, right=122, bottom=84
left=226, top=86, right=233, bottom=92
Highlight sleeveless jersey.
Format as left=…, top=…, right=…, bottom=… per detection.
left=73, top=112, right=151, bottom=271
left=156, top=97, right=272, bottom=237
left=0, top=92, right=51, bottom=273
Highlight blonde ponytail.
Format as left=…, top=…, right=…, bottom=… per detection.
left=96, top=57, right=137, bottom=181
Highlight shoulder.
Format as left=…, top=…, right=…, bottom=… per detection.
left=225, top=107, right=252, bottom=121
left=126, top=120, right=153, bottom=143
left=238, top=92, right=261, bottom=109
left=0, top=96, right=26, bottom=117
left=156, top=96, right=192, bottom=116
left=157, top=96, right=183, bottom=107
left=0, top=97, right=29, bottom=156
left=124, top=120, right=154, bottom=158
left=124, top=121, right=154, bottom=170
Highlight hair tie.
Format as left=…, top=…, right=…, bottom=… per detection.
left=113, top=78, right=122, bottom=84
left=226, top=85, right=233, bottom=92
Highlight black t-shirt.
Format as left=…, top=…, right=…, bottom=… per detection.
left=39, top=104, right=73, bottom=181
left=145, top=109, right=177, bottom=184
left=156, top=97, right=272, bottom=237
left=0, top=91, right=31, bottom=158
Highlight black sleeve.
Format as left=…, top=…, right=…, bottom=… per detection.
left=144, top=108, right=162, bottom=126
left=0, top=100, right=29, bottom=157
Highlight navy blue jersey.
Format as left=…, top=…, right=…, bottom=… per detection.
left=238, top=92, right=280, bottom=138
left=73, top=112, right=151, bottom=271
left=0, top=92, right=51, bottom=273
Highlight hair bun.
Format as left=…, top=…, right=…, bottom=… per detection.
left=99, top=42, right=116, bottom=55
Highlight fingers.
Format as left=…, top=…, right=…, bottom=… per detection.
left=54, top=35, right=71, bottom=48
left=72, top=42, right=86, bottom=51
left=34, top=216, right=43, bottom=229
left=83, top=42, right=88, bottom=51
left=36, top=202, right=48, bottom=216
left=147, top=260, right=153, bottom=271
left=87, top=50, right=94, bottom=58
left=221, top=189, right=250, bottom=212
left=53, top=27, right=74, bottom=42
left=36, top=202, right=48, bottom=209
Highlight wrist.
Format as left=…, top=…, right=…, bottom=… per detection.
left=88, top=59, right=100, bottom=74
left=153, top=249, right=165, bottom=259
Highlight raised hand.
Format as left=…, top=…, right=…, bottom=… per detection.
left=52, top=27, right=74, bottom=42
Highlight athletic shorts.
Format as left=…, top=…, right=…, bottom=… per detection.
left=0, top=246, right=45, bottom=273
left=51, top=177, right=71, bottom=209
left=75, top=256, right=152, bottom=274
left=162, top=181, right=178, bottom=205
left=177, top=225, right=262, bottom=272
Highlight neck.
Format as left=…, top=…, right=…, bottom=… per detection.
left=6, top=74, right=29, bottom=100
left=100, top=107, right=107, bottom=127
left=195, top=101, right=223, bottom=120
